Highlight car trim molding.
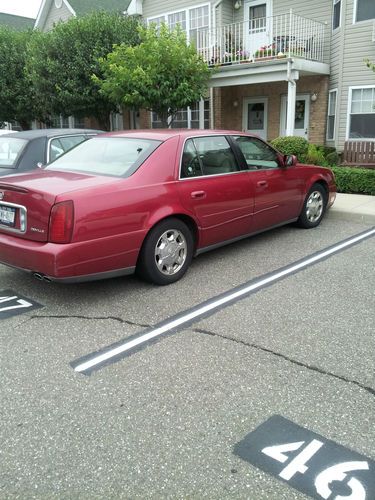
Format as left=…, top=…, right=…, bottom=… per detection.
left=195, top=219, right=298, bottom=256
left=39, top=266, right=136, bottom=284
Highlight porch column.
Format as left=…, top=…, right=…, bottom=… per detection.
left=285, top=79, right=296, bottom=136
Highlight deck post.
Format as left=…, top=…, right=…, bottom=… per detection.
left=286, top=60, right=296, bottom=136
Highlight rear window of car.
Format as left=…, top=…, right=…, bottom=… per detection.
left=0, top=138, right=27, bottom=168
left=46, top=137, right=161, bottom=177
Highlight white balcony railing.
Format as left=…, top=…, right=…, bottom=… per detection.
left=196, top=12, right=326, bottom=66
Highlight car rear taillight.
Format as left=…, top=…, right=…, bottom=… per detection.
left=48, top=201, right=74, bottom=243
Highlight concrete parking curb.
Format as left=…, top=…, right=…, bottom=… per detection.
left=328, top=193, right=375, bottom=225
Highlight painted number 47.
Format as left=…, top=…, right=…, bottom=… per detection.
left=262, top=440, right=369, bottom=499
left=0, top=295, right=33, bottom=313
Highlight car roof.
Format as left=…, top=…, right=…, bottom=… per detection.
left=0, top=129, right=103, bottom=140
left=100, top=129, right=252, bottom=141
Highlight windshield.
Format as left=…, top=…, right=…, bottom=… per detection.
left=0, top=138, right=27, bottom=168
left=46, top=137, right=161, bottom=177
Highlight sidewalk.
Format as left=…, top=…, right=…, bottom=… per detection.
left=328, top=193, right=375, bottom=225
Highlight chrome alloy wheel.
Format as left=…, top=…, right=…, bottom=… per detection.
left=154, top=229, right=187, bottom=276
left=305, top=190, right=324, bottom=223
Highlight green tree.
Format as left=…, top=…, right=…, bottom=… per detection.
left=27, top=12, right=141, bottom=130
left=95, top=24, right=212, bottom=127
left=0, top=27, right=41, bottom=130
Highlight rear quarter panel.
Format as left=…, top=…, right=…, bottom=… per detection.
left=63, top=137, right=195, bottom=248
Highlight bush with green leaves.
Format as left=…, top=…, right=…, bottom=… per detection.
left=332, top=167, right=375, bottom=196
left=95, top=24, right=212, bottom=127
left=0, top=27, right=42, bottom=129
left=302, top=143, right=326, bottom=165
left=27, top=12, right=141, bottom=130
left=270, top=136, right=309, bottom=159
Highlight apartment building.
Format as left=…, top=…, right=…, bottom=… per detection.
left=129, top=0, right=375, bottom=151
left=35, top=0, right=375, bottom=150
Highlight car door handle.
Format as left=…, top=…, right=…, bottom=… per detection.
left=191, top=190, right=206, bottom=199
left=257, top=180, right=268, bottom=187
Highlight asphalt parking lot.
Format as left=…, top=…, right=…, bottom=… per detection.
left=1, top=214, right=374, bottom=499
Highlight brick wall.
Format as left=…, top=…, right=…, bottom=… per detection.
left=216, top=75, right=329, bottom=144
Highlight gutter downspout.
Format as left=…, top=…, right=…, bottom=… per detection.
left=210, top=0, right=223, bottom=129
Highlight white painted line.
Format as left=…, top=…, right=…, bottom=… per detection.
left=74, top=227, right=375, bottom=373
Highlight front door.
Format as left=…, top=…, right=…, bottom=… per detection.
left=280, top=94, right=310, bottom=139
left=244, top=0, right=271, bottom=58
left=230, top=135, right=304, bottom=231
left=243, top=97, right=268, bottom=140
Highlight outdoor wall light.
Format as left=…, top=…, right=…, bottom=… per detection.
left=233, top=100, right=239, bottom=107
left=311, top=92, right=318, bottom=102
left=234, top=1, right=242, bottom=10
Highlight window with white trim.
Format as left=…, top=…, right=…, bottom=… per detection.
left=333, top=0, right=341, bottom=29
left=148, top=15, right=165, bottom=28
left=189, top=6, right=209, bottom=45
left=349, top=87, right=375, bottom=139
left=50, top=115, right=86, bottom=129
left=168, top=11, right=186, bottom=31
left=355, top=0, right=375, bottom=22
left=327, top=90, right=337, bottom=140
left=148, top=5, right=209, bottom=43
left=151, top=100, right=209, bottom=129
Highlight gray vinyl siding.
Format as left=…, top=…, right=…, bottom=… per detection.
left=220, top=1, right=234, bottom=26
left=273, top=0, right=332, bottom=63
left=43, top=2, right=73, bottom=31
left=143, top=0, right=212, bottom=19
left=331, top=0, right=375, bottom=149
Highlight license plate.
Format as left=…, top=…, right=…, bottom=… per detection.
left=0, top=205, right=16, bottom=226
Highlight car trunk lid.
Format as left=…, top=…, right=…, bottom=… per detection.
left=0, top=170, right=118, bottom=242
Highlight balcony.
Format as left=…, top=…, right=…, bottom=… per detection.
left=196, top=12, right=326, bottom=67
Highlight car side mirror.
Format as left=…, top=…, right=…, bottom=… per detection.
left=284, top=155, right=297, bottom=167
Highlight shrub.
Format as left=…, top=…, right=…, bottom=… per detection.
left=301, top=143, right=326, bottom=165
left=270, top=136, right=309, bottom=159
left=332, top=166, right=375, bottom=196
left=325, top=151, right=340, bottom=166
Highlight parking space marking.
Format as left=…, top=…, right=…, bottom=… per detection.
left=71, top=226, right=375, bottom=375
left=234, top=415, right=375, bottom=499
left=0, top=290, right=43, bottom=319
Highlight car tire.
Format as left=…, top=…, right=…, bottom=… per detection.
left=137, top=218, right=194, bottom=285
left=297, top=183, right=327, bottom=229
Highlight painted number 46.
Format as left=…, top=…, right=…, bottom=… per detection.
left=262, top=440, right=369, bottom=499
left=0, top=295, right=33, bottom=313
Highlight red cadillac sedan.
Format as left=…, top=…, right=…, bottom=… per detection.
left=0, top=130, right=336, bottom=285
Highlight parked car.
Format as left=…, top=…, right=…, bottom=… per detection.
left=0, top=128, right=103, bottom=177
left=0, top=130, right=336, bottom=285
left=0, top=130, right=17, bottom=136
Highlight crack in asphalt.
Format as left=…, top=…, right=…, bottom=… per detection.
left=21, top=315, right=375, bottom=398
left=29, top=314, right=151, bottom=329
left=194, top=328, right=375, bottom=398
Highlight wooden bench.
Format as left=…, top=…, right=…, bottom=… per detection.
left=342, top=141, right=375, bottom=168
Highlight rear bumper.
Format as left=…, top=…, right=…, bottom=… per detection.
left=0, top=231, right=144, bottom=282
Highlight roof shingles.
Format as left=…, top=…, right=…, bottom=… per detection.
left=68, top=0, right=131, bottom=16
left=0, top=12, right=35, bottom=30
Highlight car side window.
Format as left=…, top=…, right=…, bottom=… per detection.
left=49, top=135, right=86, bottom=162
left=233, top=136, right=279, bottom=170
left=181, top=139, right=203, bottom=178
left=194, top=136, right=238, bottom=176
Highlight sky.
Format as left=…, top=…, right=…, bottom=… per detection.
left=0, top=0, right=43, bottom=18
